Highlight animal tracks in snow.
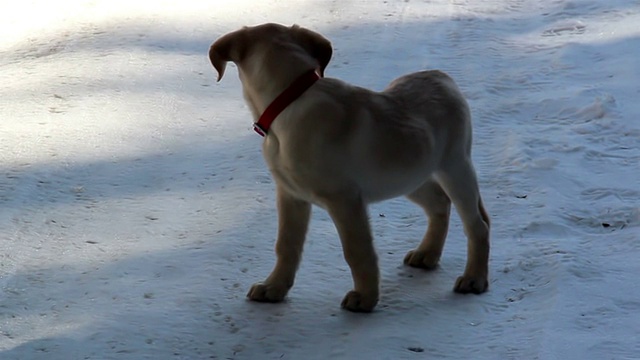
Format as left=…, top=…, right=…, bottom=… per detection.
left=542, top=20, right=587, bottom=37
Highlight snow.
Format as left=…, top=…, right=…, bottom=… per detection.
left=1, top=0, right=639, bottom=359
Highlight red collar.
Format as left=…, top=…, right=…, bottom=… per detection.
left=253, top=69, right=321, bottom=137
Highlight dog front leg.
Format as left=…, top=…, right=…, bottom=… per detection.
left=247, top=186, right=311, bottom=303
left=326, top=195, right=379, bottom=312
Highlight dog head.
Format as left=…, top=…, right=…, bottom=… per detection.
left=209, top=23, right=332, bottom=82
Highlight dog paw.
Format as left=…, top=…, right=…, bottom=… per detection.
left=453, top=274, right=488, bottom=294
left=340, top=290, right=378, bottom=313
left=246, top=282, right=288, bottom=303
left=403, top=249, right=440, bottom=270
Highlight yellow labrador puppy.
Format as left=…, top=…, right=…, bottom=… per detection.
left=209, top=23, right=490, bottom=312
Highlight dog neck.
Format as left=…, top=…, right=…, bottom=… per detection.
left=240, top=51, right=322, bottom=122
left=252, top=69, right=320, bottom=136
left=240, top=60, right=321, bottom=136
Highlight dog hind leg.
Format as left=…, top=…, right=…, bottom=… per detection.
left=404, top=180, right=452, bottom=269
left=436, top=159, right=490, bottom=294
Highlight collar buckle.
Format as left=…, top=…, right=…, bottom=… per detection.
left=253, top=123, right=268, bottom=137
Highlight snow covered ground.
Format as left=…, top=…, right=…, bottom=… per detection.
left=1, top=0, right=639, bottom=359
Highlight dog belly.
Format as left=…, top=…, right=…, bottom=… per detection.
left=274, top=164, right=431, bottom=207
left=265, top=139, right=433, bottom=207
left=357, top=168, right=431, bottom=203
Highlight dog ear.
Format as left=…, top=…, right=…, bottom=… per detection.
left=209, top=28, right=247, bottom=82
left=290, top=25, right=333, bottom=77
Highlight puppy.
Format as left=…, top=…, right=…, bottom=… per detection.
left=209, top=23, right=490, bottom=312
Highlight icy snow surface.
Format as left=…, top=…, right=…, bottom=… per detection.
left=1, top=0, right=639, bottom=359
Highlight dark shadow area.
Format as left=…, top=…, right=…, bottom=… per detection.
left=0, top=226, right=491, bottom=359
